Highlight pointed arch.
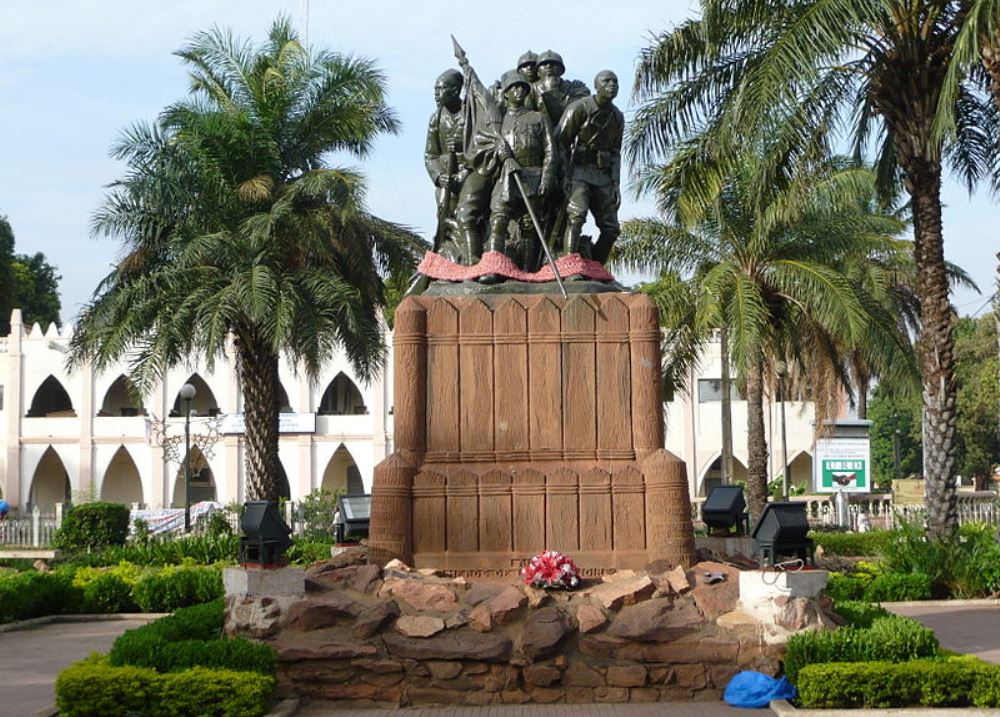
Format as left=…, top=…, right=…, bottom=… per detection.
left=278, top=383, right=293, bottom=413
left=171, top=446, right=217, bottom=507
left=170, top=374, right=220, bottom=417
left=787, top=450, right=814, bottom=493
left=27, top=375, right=75, bottom=417
left=100, top=446, right=144, bottom=505
left=276, top=460, right=292, bottom=501
left=321, top=444, right=364, bottom=494
left=29, top=446, right=71, bottom=509
left=318, top=373, right=367, bottom=416
left=99, top=375, right=144, bottom=417
left=698, top=453, right=749, bottom=497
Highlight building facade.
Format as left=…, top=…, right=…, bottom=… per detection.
left=0, top=310, right=394, bottom=512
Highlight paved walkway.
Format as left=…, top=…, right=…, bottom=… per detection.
left=885, top=601, right=1000, bottom=664
left=0, top=618, right=140, bottom=717
left=297, top=703, right=760, bottom=716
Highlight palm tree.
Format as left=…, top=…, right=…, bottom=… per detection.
left=631, top=0, right=1000, bottom=536
left=69, top=18, right=425, bottom=502
left=614, top=157, right=911, bottom=518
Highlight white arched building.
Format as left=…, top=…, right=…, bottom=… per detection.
left=1, top=310, right=828, bottom=512
left=0, top=309, right=393, bottom=511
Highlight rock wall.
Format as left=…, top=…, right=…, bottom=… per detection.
left=226, top=552, right=789, bottom=707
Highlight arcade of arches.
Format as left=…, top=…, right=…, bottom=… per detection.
left=322, top=445, right=364, bottom=494
left=28, top=447, right=71, bottom=509
left=101, top=447, right=144, bottom=505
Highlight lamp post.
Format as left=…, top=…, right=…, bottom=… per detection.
left=179, top=382, right=196, bottom=532
left=775, top=360, right=789, bottom=500
left=893, top=428, right=902, bottom=481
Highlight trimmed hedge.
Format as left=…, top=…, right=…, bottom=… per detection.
left=53, top=502, right=130, bottom=552
left=110, top=601, right=274, bottom=675
left=783, top=615, right=939, bottom=683
left=831, top=600, right=890, bottom=628
left=56, top=655, right=274, bottom=717
left=824, top=571, right=932, bottom=602
left=131, top=565, right=223, bottom=612
left=809, top=529, right=893, bottom=557
left=798, top=658, right=1000, bottom=709
left=0, top=570, right=81, bottom=622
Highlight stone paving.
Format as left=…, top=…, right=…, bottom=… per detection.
left=885, top=602, right=1000, bottom=664
left=296, top=702, right=761, bottom=716
left=0, top=619, right=138, bottom=717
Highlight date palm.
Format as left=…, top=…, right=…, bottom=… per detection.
left=614, top=157, right=911, bottom=518
left=631, top=0, right=1000, bottom=536
left=69, top=18, right=424, bottom=502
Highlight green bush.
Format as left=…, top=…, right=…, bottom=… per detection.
left=810, top=529, right=893, bottom=556
left=798, top=657, right=1000, bottom=709
left=296, top=487, right=342, bottom=540
left=131, top=565, right=222, bottom=612
left=0, top=569, right=82, bottom=622
left=111, top=633, right=276, bottom=674
left=75, top=533, right=239, bottom=567
left=82, top=572, right=138, bottom=613
left=287, top=537, right=334, bottom=565
left=824, top=572, right=869, bottom=601
left=862, top=572, right=932, bottom=601
left=56, top=655, right=274, bottom=717
left=831, top=600, right=890, bottom=627
left=140, top=600, right=225, bottom=641
left=53, top=503, right=131, bottom=552
left=783, top=615, right=939, bottom=683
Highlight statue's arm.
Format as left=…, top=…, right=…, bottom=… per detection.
left=423, top=111, right=444, bottom=182
left=610, top=108, right=624, bottom=187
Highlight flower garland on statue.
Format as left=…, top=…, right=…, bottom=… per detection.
left=520, top=550, right=581, bottom=590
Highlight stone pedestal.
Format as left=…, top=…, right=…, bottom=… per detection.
left=370, top=293, right=696, bottom=574
left=737, top=569, right=831, bottom=643
left=224, top=566, right=306, bottom=598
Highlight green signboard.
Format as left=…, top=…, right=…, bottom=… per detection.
left=820, top=458, right=867, bottom=490
left=814, top=437, right=871, bottom=493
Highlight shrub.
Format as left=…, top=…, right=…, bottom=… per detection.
left=82, top=572, right=138, bottom=613
left=832, top=600, right=890, bottom=628
left=810, top=529, right=893, bottom=557
left=84, top=533, right=240, bottom=567
left=0, top=569, right=82, bottom=622
left=139, top=600, right=224, bottom=642
left=783, top=615, right=939, bottom=683
left=287, top=538, right=334, bottom=565
left=56, top=655, right=274, bottom=717
left=111, top=633, right=276, bottom=675
left=53, top=502, right=130, bottom=552
left=797, top=658, right=1000, bottom=709
left=824, top=572, right=869, bottom=601
left=131, top=565, right=222, bottom=612
left=296, top=487, right=342, bottom=540
left=862, top=572, right=932, bottom=602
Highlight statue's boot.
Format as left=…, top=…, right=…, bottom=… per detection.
left=563, top=222, right=584, bottom=257
left=591, top=230, right=619, bottom=265
left=478, top=220, right=507, bottom=285
left=457, top=226, right=482, bottom=265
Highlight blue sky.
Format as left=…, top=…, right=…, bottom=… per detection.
left=0, top=0, right=995, bottom=324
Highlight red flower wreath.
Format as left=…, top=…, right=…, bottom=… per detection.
left=520, top=550, right=581, bottom=590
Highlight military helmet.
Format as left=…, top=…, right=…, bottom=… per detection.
left=536, top=50, right=565, bottom=72
left=436, top=68, right=463, bottom=88
left=500, top=69, right=530, bottom=93
left=517, top=50, right=538, bottom=69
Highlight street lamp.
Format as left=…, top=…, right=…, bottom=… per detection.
left=179, top=382, right=196, bottom=532
left=893, top=428, right=902, bottom=481
left=775, top=360, right=789, bottom=501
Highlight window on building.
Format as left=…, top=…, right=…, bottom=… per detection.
left=697, top=379, right=742, bottom=403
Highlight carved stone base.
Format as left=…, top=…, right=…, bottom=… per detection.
left=369, top=293, right=696, bottom=572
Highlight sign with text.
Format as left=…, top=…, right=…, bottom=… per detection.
left=814, top=437, right=870, bottom=493
left=220, top=412, right=316, bottom=435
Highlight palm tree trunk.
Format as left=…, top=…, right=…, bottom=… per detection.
left=235, top=334, right=282, bottom=502
left=745, top=356, right=769, bottom=521
left=720, top=325, right=735, bottom=484
left=908, top=162, right=958, bottom=538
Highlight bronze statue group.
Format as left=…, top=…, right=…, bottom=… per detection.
left=423, top=41, right=623, bottom=286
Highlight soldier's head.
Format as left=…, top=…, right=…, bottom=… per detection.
left=434, top=69, right=463, bottom=110
left=537, top=50, right=565, bottom=79
left=500, top=70, right=530, bottom=108
left=594, top=70, right=619, bottom=103
left=517, top=50, right=538, bottom=83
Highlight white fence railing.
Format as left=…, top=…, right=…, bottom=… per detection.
left=692, top=491, right=1000, bottom=532
left=0, top=505, right=64, bottom=548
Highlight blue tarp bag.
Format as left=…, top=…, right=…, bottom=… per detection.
left=723, top=671, right=797, bottom=708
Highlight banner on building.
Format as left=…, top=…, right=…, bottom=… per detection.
left=220, top=412, right=317, bottom=435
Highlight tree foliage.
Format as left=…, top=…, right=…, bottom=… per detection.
left=953, top=315, right=1000, bottom=485
left=69, top=17, right=425, bottom=501
left=0, top=216, right=62, bottom=333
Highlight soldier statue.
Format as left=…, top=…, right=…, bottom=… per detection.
left=479, top=70, right=556, bottom=281
left=424, top=69, right=491, bottom=264
left=555, top=70, right=624, bottom=263
left=532, top=50, right=590, bottom=127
